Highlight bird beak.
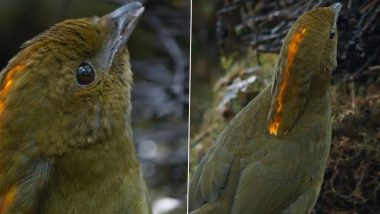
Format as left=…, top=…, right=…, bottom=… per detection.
left=97, top=2, right=145, bottom=70
left=330, top=2, right=342, bottom=38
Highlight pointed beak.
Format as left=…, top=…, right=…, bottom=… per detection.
left=98, top=2, right=144, bottom=69
left=330, top=2, right=342, bottom=39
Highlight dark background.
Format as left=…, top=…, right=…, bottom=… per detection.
left=0, top=0, right=189, bottom=213
left=191, top=0, right=380, bottom=213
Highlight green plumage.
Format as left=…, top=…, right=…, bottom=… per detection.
left=0, top=4, right=151, bottom=214
left=189, top=6, right=339, bottom=214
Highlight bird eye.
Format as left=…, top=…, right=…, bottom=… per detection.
left=76, top=61, right=96, bottom=85
left=329, top=31, right=335, bottom=39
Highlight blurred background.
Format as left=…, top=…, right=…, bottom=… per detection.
left=0, top=0, right=189, bottom=213
left=191, top=0, right=379, bottom=213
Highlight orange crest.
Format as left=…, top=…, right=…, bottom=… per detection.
left=268, top=27, right=307, bottom=136
left=0, top=65, right=26, bottom=113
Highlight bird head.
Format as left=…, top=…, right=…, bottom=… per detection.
left=268, top=3, right=341, bottom=137
left=0, top=3, right=144, bottom=151
left=274, top=3, right=342, bottom=88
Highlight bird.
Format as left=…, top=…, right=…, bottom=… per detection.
left=0, top=2, right=151, bottom=214
left=189, top=3, right=342, bottom=214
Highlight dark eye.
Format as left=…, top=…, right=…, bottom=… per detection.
left=76, top=61, right=96, bottom=85
left=329, top=30, right=335, bottom=39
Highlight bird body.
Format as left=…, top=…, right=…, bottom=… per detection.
left=189, top=5, right=341, bottom=214
left=0, top=3, right=151, bottom=213
left=190, top=84, right=331, bottom=213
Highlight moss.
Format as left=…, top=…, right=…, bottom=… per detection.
left=191, top=50, right=380, bottom=212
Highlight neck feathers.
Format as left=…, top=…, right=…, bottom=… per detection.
left=266, top=7, right=337, bottom=137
